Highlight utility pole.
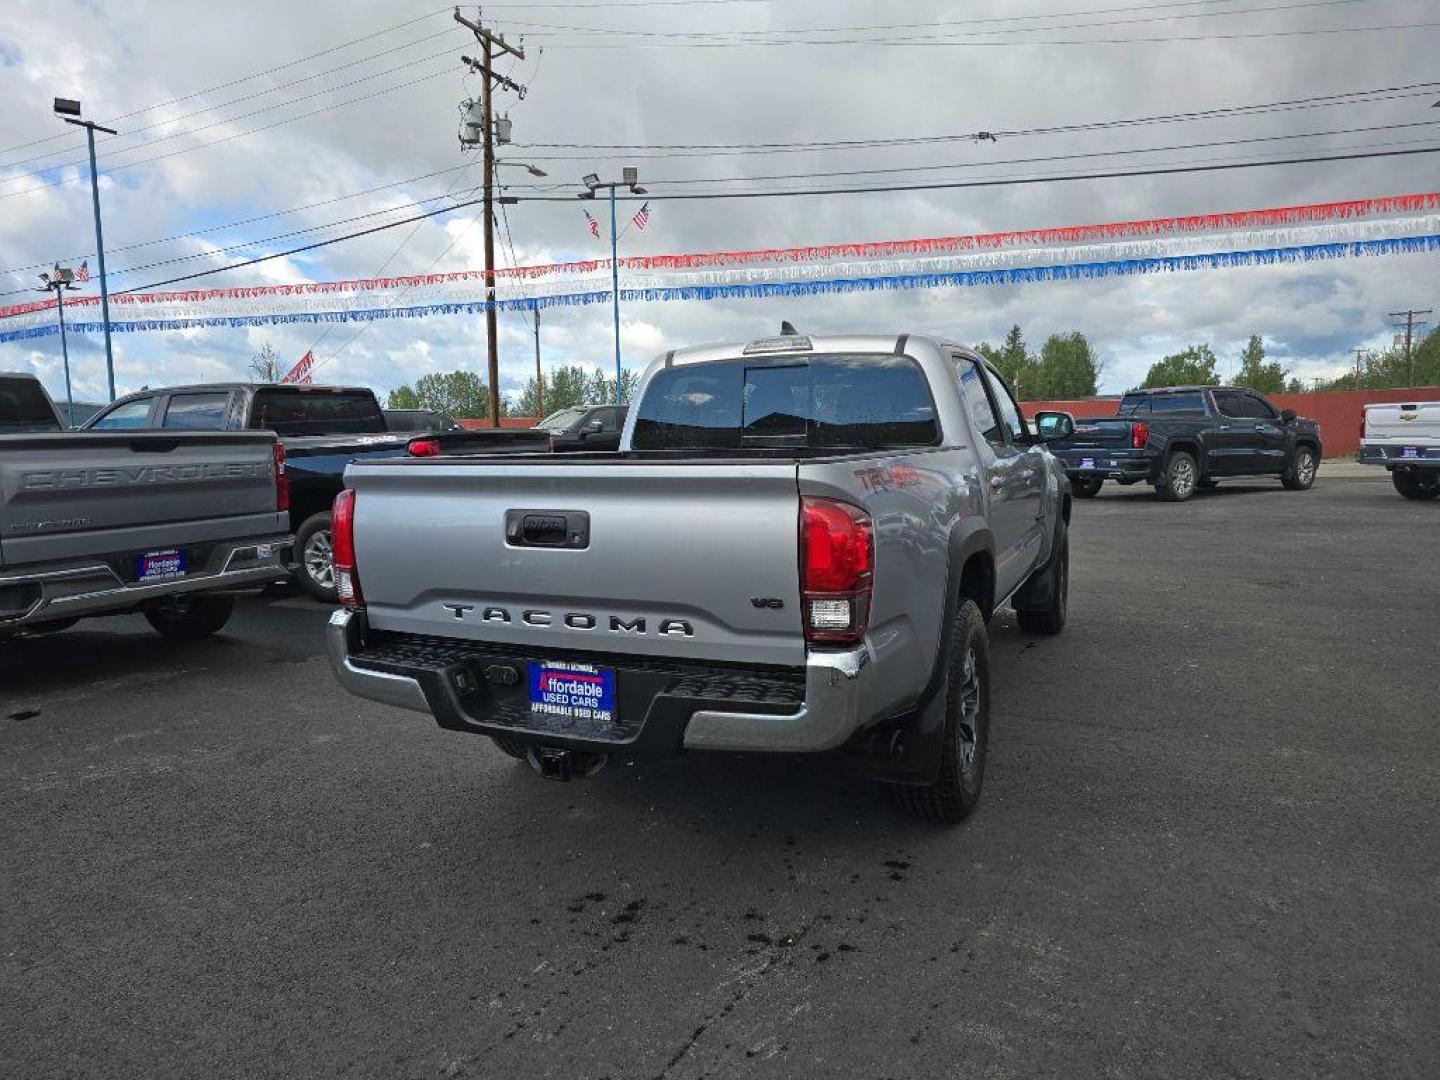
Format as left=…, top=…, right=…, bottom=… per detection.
left=1388, top=309, right=1432, bottom=387
left=1352, top=348, right=1368, bottom=387
left=532, top=307, right=543, bottom=417
left=578, top=169, right=646, bottom=403
left=456, top=7, right=525, bottom=427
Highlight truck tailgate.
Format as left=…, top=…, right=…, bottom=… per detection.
left=1365, top=402, right=1440, bottom=441
left=1059, top=418, right=1136, bottom=448
left=0, top=431, right=282, bottom=568
left=348, top=460, right=806, bottom=667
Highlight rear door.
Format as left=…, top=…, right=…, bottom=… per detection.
left=350, top=460, right=806, bottom=667
left=955, top=356, right=1038, bottom=600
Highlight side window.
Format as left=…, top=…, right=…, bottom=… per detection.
left=1213, top=391, right=1246, bottom=419
left=90, top=396, right=154, bottom=429
left=162, top=392, right=230, bottom=430
left=955, top=358, right=1004, bottom=447
left=599, top=407, right=623, bottom=432
left=979, top=365, right=1027, bottom=443
left=1242, top=394, right=1277, bottom=420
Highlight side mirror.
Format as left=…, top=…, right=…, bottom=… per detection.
left=1032, top=410, right=1075, bottom=442
left=1279, top=408, right=1297, bottom=423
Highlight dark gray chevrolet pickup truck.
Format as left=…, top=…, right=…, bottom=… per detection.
left=327, top=332, right=1077, bottom=823
left=1, top=372, right=292, bottom=640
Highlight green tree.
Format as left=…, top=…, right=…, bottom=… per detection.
left=990, top=324, right=1040, bottom=398
left=386, top=370, right=499, bottom=420
left=515, top=364, right=593, bottom=418
left=1139, top=344, right=1221, bottom=389
left=1232, top=335, right=1287, bottom=394
left=1033, top=331, right=1101, bottom=398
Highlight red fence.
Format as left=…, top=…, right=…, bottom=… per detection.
left=1020, top=385, right=1440, bottom=457
left=458, top=417, right=539, bottom=429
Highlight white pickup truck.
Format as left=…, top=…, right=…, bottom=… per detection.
left=1358, top=401, right=1440, bottom=499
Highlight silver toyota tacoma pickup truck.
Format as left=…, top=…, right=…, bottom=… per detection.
left=1, top=372, right=293, bottom=640
left=327, top=332, right=1076, bottom=821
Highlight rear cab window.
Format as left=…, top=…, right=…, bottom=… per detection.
left=250, top=389, right=386, bottom=435
left=631, top=353, right=940, bottom=451
left=0, top=378, right=61, bottom=432
left=1148, top=392, right=1208, bottom=416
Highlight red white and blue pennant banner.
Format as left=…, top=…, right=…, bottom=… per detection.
left=3, top=191, right=1439, bottom=343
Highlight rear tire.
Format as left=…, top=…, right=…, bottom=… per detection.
left=1282, top=445, right=1318, bottom=490
left=1159, top=451, right=1198, bottom=502
left=892, top=599, right=990, bottom=824
left=144, top=595, right=235, bottom=641
left=294, top=512, right=338, bottom=603
left=1393, top=469, right=1440, bottom=500
left=1016, top=532, right=1068, bottom=636
left=491, top=735, right=530, bottom=760
left=1071, top=476, right=1103, bottom=498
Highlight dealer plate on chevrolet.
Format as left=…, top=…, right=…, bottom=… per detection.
left=136, top=549, right=185, bottom=581
left=1401, top=446, right=1420, bottom=459
left=1080, top=457, right=1096, bottom=470
left=528, top=661, right=616, bottom=726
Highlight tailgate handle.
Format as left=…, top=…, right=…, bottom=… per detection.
left=505, top=509, right=590, bottom=549
left=129, top=438, right=183, bottom=453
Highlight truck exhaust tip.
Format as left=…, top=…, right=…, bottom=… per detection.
left=527, top=746, right=609, bottom=782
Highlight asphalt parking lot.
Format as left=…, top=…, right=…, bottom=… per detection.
left=2, top=469, right=1436, bottom=1079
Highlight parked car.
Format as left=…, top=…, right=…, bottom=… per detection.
left=326, top=331, right=1076, bottom=823
left=1047, top=386, right=1322, bottom=501
left=1358, top=400, right=1440, bottom=499
left=382, top=408, right=464, bottom=433
left=1, top=373, right=292, bottom=640
left=535, top=403, right=629, bottom=451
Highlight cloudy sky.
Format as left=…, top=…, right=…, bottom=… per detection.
left=1, top=0, right=1438, bottom=409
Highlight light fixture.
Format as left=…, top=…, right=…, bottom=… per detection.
left=582, top=172, right=600, bottom=190
left=622, top=166, right=638, bottom=187
left=527, top=164, right=547, bottom=178
left=53, top=97, right=81, bottom=117
left=631, top=185, right=647, bottom=195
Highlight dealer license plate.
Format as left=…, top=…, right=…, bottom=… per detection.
left=1400, top=446, right=1420, bottom=459
left=136, top=549, right=185, bottom=581
left=528, top=661, right=616, bottom=726
left=1079, top=457, right=1096, bottom=470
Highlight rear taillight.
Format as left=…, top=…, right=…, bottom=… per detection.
left=1131, top=421, right=1150, bottom=449
left=408, top=438, right=441, bottom=457
left=332, top=488, right=363, bottom=609
left=800, top=497, right=873, bottom=648
left=273, top=442, right=289, bottom=513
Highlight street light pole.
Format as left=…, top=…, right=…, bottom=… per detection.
left=54, top=98, right=118, bottom=402
left=38, top=268, right=80, bottom=427
left=580, top=169, right=646, bottom=405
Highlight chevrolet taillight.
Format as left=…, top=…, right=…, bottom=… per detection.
left=1131, top=421, right=1150, bottom=449
left=800, top=497, right=873, bottom=648
left=332, top=488, right=363, bottom=609
left=273, top=442, right=289, bottom=513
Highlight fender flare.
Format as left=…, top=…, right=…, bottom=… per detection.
left=857, top=519, right=994, bottom=786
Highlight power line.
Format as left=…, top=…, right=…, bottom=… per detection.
left=1, top=30, right=460, bottom=173
left=519, top=19, right=1440, bottom=48
left=0, top=6, right=453, bottom=161
left=0, top=65, right=459, bottom=203
left=511, top=80, right=1440, bottom=156
left=1, top=53, right=462, bottom=195
left=510, top=0, right=1379, bottom=40
left=0, top=164, right=477, bottom=277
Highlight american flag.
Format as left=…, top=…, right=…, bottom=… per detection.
left=631, top=202, right=651, bottom=231
left=74, top=259, right=90, bottom=283
left=583, top=209, right=600, bottom=238
left=280, top=350, right=314, bottom=385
